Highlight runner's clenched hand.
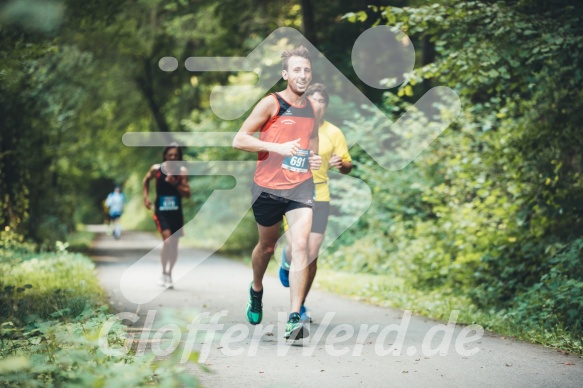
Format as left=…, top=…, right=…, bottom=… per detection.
left=276, top=138, right=301, bottom=157
left=309, top=151, right=322, bottom=170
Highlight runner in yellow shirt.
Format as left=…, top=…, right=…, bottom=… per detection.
left=279, top=83, right=352, bottom=322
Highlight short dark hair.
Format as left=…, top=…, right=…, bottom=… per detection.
left=281, top=46, right=311, bottom=71
left=305, top=83, right=329, bottom=106
left=163, top=142, right=184, bottom=161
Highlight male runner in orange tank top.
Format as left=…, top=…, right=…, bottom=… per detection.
left=233, top=45, right=322, bottom=340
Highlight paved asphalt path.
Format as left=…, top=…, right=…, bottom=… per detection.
left=88, top=225, right=582, bottom=387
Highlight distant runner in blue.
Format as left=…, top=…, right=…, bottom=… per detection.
left=105, top=185, right=126, bottom=240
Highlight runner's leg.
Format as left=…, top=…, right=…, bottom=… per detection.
left=160, top=229, right=174, bottom=274
left=285, top=207, right=313, bottom=313
left=166, top=234, right=179, bottom=276
left=113, top=217, right=122, bottom=238
left=252, top=222, right=281, bottom=292
left=305, top=231, right=325, bottom=296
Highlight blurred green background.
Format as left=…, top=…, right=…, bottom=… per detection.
left=1, top=0, right=582, bottom=350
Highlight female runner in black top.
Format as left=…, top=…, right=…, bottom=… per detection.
left=143, top=143, right=191, bottom=288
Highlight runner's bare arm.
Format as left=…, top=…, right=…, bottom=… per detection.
left=174, top=167, right=191, bottom=198
left=329, top=130, right=352, bottom=174
left=329, top=154, right=352, bottom=174
left=162, top=165, right=191, bottom=199
left=142, top=164, right=159, bottom=210
left=339, top=159, right=353, bottom=174
left=232, top=97, right=300, bottom=156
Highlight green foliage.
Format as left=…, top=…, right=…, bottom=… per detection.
left=64, top=230, right=96, bottom=253
left=325, top=0, right=583, bottom=349
left=0, top=247, right=105, bottom=325
left=1, top=0, right=385, bottom=247
left=0, top=308, right=199, bottom=387
left=0, top=237, right=199, bottom=386
left=0, top=228, right=37, bottom=261
left=313, top=268, right=583, bottom=354
left=501, top=238, right=583, bottom=332
left=3, top=0, right=581, bottom=355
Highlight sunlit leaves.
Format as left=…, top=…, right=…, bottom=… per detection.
left=340, top=0, right=583, bottom=338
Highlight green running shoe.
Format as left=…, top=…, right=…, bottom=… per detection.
left=246, top=282, right=263, bottom=325
left=284, top=313, right=309, bottom=340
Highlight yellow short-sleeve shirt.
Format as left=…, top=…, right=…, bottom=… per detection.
left=313, top=121, right=352, bottom=202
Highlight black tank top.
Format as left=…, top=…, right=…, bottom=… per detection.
left=155, top=167, right=182, bottom=213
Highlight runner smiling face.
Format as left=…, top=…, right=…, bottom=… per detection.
left=282, top=55, right=312, bottom=95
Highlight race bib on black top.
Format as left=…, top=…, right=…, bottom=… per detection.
left=159, top=196, right=179, bottom=211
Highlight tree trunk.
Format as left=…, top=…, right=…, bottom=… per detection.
left=301, top=0, right=317, bottom=46
left=136, top=59, right=172, bottom=138
left=421, top=34, right=436, bottom=92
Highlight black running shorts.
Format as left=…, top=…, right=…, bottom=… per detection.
left=154, top=212, right=184, bottom=236
left=251, top=180, right=315, bottom=227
